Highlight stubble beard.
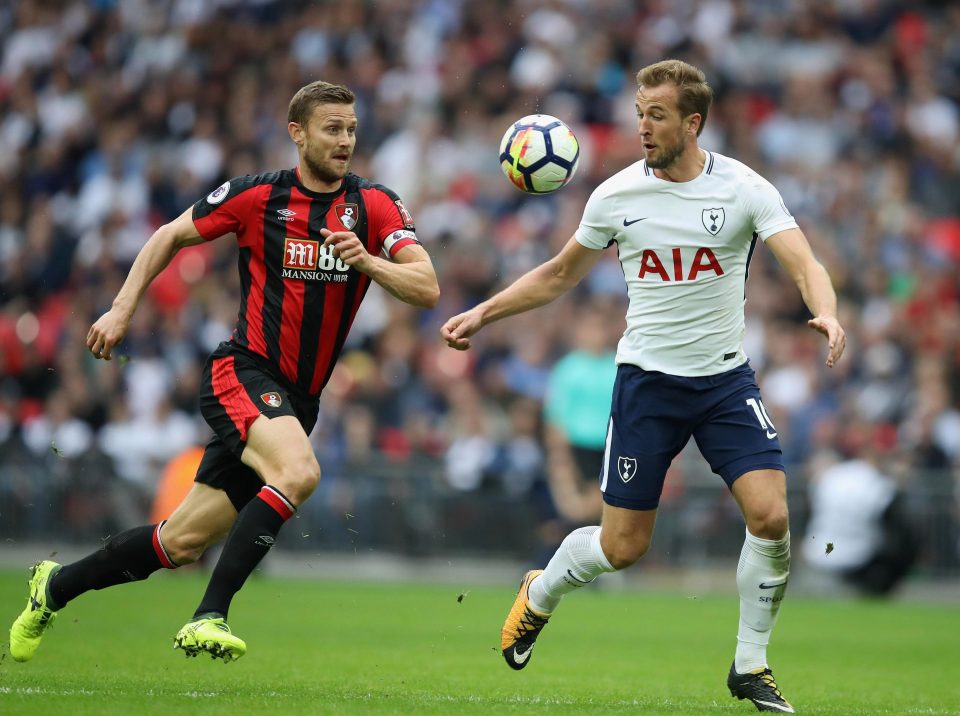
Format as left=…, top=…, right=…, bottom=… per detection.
left=303, top=153, right=349, bottom=184
left=645, top=129, right=687, bottom=170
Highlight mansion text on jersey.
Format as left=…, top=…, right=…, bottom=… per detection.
left=281, top=268, right=349, bottom=282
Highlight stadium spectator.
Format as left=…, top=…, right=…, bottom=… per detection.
left=803, top=421, right=919, bottom=596
left=0, top=0, right=956, bottom=583
left=8, top=79, right=439, bottom=666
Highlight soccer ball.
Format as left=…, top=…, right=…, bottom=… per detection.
left=499, top=114, right=580, bottom=194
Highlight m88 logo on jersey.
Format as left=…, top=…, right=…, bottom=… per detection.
left=282, top=237, right=349, bottom=281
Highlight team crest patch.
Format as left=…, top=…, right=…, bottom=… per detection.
left=260, top=392, right=282, bottom=408
left=335, top=203, right=358, bottom=230
left=618, top=456, right=637, bottom=483
left=207, top=181, right=230, bottom=204
left=702, top=207, right=725, bottom=235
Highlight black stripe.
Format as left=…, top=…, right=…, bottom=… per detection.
left=296, top=196, right=330, bottom=389
left=316, top=190, right=370, bottom=392
left=261, top=185, right=292, bottom=366
left=705, top=151, right=715, bottom=175
left=643, top=161, right=650, bottom=176
left=234, top=246, right=252, bottom=345
left=744, top=232, right=758, bottom=297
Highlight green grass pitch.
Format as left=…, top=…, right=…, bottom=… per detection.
left=1, top=568, right=957, bottom=715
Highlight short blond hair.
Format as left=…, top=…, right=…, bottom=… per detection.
left=636, top=60, right=713, bottom=136
left=288, top=81, right=355, bottom=126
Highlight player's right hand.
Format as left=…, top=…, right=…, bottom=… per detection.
left=86, top=309, right=130, bottom=360
left=441, top=310, right=483, bottom=351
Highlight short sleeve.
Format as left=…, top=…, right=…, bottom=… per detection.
left=362, top=185, right=422, bottom=259
left=191, top=177, right=259, bottom=241
left=738, top=173, right=798, bottom=241
left=574, top=186, right=616, bottom=250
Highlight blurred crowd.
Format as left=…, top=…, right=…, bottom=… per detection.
left=0, top=0, right=958, bottom=573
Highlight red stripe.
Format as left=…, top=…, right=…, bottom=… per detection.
left=258, top=486, right=295, bottom=520
left=277, top=188, right=312, bottom=383
left=152, top=523, right=176, bottom=569
left=242, top=188, right=270, bottom=356
left=211, top=355, right=260, bottom=441
left=387, top=237, right=417, bottom=257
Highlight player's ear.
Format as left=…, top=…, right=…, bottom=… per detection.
left=288, top=121, right=304, bottom=146
left=686, top=113, right=701, bottom=136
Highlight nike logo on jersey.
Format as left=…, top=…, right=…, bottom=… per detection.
left=623, top=217, right=647, bottom=226
left=758, top=580, right=788, bottom=590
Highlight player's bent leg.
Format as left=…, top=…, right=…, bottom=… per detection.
left=9, top=560, right=61, bottom=662
left=240, top=414, right=321, bottom=506
left=597, top=503, right=657, bottom=569
left=501, top=507, right=651, bottom=671
left=161, top=483, right=239, bottom=565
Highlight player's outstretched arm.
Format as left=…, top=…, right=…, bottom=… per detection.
left=766, top=228, right=846, bottom=368
left=321, top=228, right=439, bottom=308
left=441, top=236, right=602, bottom=351
left=87, top=207, right=204, bottom=360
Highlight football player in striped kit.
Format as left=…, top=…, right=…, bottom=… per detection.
left=10, top=81, right=438, bottom=664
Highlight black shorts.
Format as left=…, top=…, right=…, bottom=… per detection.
left=196, top=344, right=319, bottom=511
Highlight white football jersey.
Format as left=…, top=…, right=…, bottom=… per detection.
left=575, top=150, right=797, bottom=377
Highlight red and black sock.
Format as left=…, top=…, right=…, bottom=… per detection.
left=192, top=485, right=294, bottom=620
left=48, top=522, right=177, bottom=609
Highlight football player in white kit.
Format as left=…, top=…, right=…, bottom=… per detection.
left=441, top=59, right=845, bottom=713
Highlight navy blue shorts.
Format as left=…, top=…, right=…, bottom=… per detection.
left=600, top=362, right=784, bottom=511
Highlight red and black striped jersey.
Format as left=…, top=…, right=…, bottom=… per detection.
left=192, top=169, right=422, bottom=398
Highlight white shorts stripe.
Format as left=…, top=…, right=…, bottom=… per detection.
left=599, top=416, right=613, bottom=493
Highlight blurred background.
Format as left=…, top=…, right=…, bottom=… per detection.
left=0, top=0, right=957, bottom=596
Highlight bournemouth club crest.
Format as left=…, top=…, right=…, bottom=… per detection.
left=260, top=392, right=282, bottom=408
left=618, top=456, right=637, bottom=483
left=335, top=203, right=358, bottom=230
left=702, top=207, right=725, bottom=235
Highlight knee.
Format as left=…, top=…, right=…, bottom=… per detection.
left=747, top=507, right=790, bottom=541
left=600, top=532, right=651, bottom=570
left=272, top=455, right=321, bottom=506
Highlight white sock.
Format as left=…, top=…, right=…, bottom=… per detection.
left=528, top=526, right=616, bottom=614
left=735, top=528, right=790, bottom=673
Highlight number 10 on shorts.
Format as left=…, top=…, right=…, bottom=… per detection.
left=746, top=397, right=778, bottom=439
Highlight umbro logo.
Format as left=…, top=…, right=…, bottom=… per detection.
left=623, top=217, right=647, bottom=226
left=277, top=208, right=296, bottom=222
left=255, top=535, right=275, bottom=546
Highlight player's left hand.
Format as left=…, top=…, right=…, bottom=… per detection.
left=808, top=315, right=846, bottom=368
left=321, top=228, right=374, bottom=273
